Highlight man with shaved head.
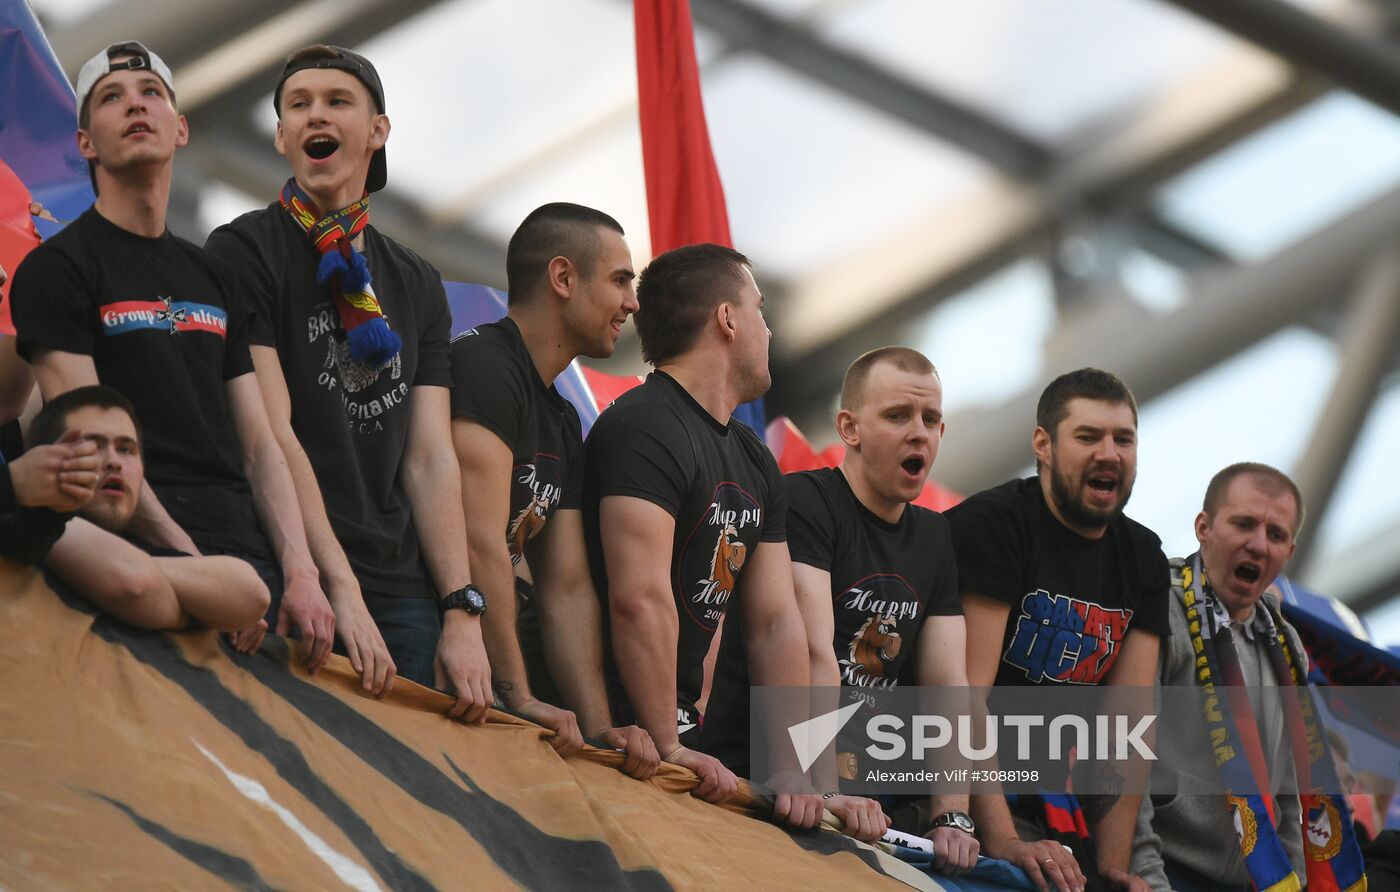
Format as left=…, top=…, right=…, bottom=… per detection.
left=450, top=202, right=657, bottom=779
left=705, top=346, right=978, bottom=869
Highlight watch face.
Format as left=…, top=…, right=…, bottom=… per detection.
left=936, top=812, right=975, bottom=833
left=465, top=587, right=486, bottom=612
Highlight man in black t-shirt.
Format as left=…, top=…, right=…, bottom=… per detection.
left=583, top=243, right=821, bottom=828
left=9, top=41, right=327, bottom=662
left=451, top=203, right=657, bottom=778
left=205, top=45, right=490, bottom=713
left=28, top=385, right=270, bottom=632
left=705, top=346, right=977, bottom=868
left=946, top=368, right=1168, bottom=892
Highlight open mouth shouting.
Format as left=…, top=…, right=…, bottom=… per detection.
left=303, top=134, right=340, bottom=161
left=899, top=453, right=927, bottom=483
left=99, top=474, right=126, bottom=497
left=1232, top=560, right=1263, bottom=587
left=1084, top=469, right=1120, bottom=505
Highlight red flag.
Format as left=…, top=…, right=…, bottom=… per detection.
left=634, top=0, right=732, bottom=253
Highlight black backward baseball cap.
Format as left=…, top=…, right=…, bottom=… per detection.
left=273, top=46, right=387, bottom=193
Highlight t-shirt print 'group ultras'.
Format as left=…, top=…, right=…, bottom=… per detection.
left=100, top=296, right=229, bottom=337
left=1001, top=588, right=1133, bottom=685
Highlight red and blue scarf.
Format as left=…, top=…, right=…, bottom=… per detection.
left=279, top=178, right=401, bottom=367
left=1179, top=555, right=1367, bottom=892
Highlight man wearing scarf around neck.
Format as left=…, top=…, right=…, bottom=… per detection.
left=1130, top=464, right=1367, bottom=891
left=206, top=45, right=492, bottom=718
left=10, top=41, right=325, bottom=664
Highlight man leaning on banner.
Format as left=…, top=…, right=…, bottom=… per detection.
left=1130, top=463, right=1367, bottom=892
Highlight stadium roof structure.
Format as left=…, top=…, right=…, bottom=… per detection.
left=31, top=0, right=1400, bottom=636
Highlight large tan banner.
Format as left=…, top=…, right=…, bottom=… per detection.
left=0, top=561, right=939, bottom=891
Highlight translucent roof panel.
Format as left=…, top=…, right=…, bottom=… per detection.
left=351, top=0, right=669, bottom=217
left=1120, top=249, right=1189, bottom=314
left=1311, top=382, right=1400, bottom=561
left=1157, top=92, right=1400, bottom=261
left=813, top=0, right=1242, bottom=144
left=1130, top=327, right=1336, bottom=560
left=467, top=118, right=653, bottom=265
left=704, top=53, right=997, bottom=279
left=915, top=257, right=1055, bottom=415
left=27, top=0, right=117, bottom=28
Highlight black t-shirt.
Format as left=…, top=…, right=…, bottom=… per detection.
left=583, top=370, right=786, bottom=731
left=449, top=316, right=584, bottom=702
left=206, top=204, right=453, bottom=598
left=945, top=476, right=1169, bottom=687
left=10, top=208, right=268, bottom=559
left=704, top=466, right=962, bottom=774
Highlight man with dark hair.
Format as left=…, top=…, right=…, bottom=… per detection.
left=9, top=41, right=324, bottom=661
left=450, top=202, right=657, bottom=777
left=1131, top=464, right=1364, bottom=891
left=582, top=243, right=820, bottom=827
left=946, top=367, right=1168, bottom=892
left=205, top=45, right=491, bottom=714
left=29, top=385, right=269, bottom=632
left=704, top=346, right=977, bottom=867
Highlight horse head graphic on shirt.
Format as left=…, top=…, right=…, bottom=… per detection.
left=850, top=614, right=902, bottom=679
left=507, top=495, right=550, bottom=562
left=707, top=524, right=748, bottom=597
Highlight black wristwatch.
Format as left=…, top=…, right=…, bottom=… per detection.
left=439, top=584, right=487, bottom=617
left=929, top=811, right=976, bottom=835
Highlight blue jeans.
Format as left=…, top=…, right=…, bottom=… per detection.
left=362, top=592, right=440, bottom=688
left=1164, top=860, right=1250, bottom=892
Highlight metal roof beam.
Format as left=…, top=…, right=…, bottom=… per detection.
left=691, top=0, right=1053, bottom=179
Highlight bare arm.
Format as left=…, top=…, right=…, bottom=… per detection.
left=452, top=417, right=535, bottom=705
left=452, top=416, right=581, bottom=753
left=733, top=541, right=824, bottom=829
left=917, top=614, right=980, bottom=873
left=1094, top=627, right=1160, bottom=879
left=249, top=346, right=391, bottom=692
left=964, top=591, right=1085, bottom=892
left=533, top=508, right=657, bottom=775
left=30, top=348, right=196, bottom=554
left=403, top=385, right=490, bottom=721
left=530, top=509, right=609, bottom=730
left=154, top=555, right=270, bottom=631
left=792, top=561, right=840, bottom=687
left=45, top=518, right=185, bottom=629
left=600, top=494, right=681, bottom=750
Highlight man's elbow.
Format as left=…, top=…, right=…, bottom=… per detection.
left=105, top=561, right=184, bottom=630
left=610, top=587, right=669, bottom=634
left=228, top=560, right=272, bottom=627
